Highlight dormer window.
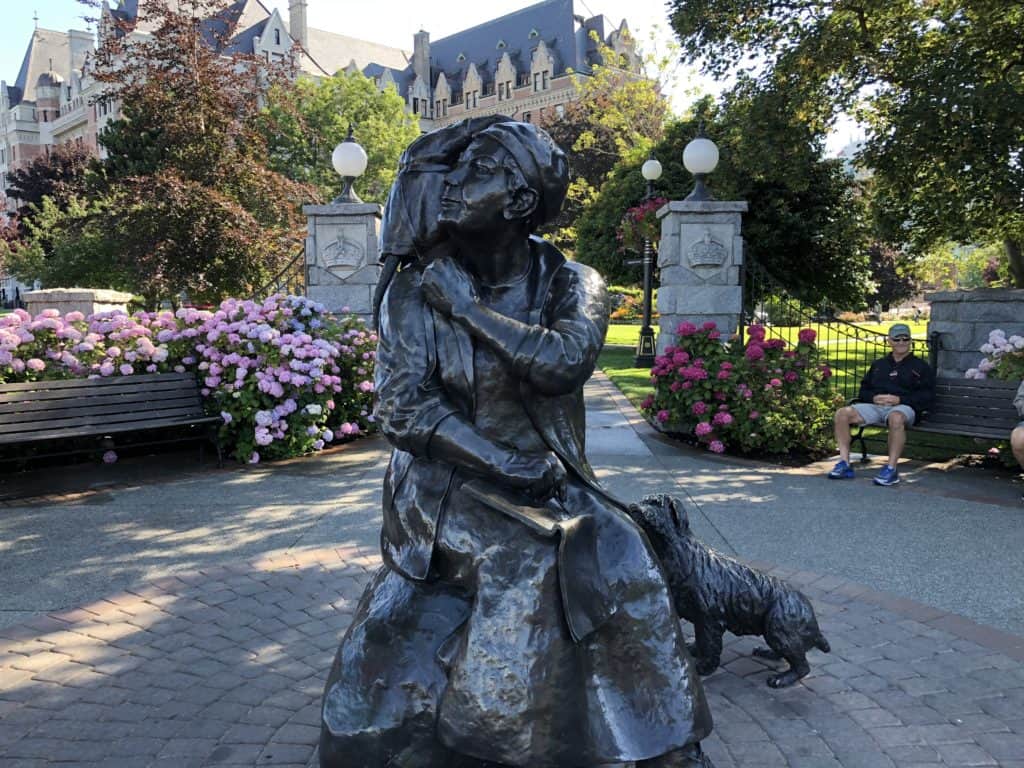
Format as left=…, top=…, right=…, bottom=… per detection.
left=275, top=29, right=281, bottom=45
left=497, top=40, right=506, bottom=49
left=529, top=29, right=540, bottom=38
left=457, top=53, right=466, bottom=62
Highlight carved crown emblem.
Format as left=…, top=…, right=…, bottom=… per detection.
left=686, top=229, right=728, bottom=269
left=322, top=231, right=366, bottom=280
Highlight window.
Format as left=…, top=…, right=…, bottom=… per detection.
left=523, top=111, right=532, bottom=123
left=274, top=29, right=281, bottom=45
left=435, top=99, right=441, bottom=115
left=506, top=79, right=513, bottom=96
left=412, top=97, right=420, bottom=115
left=542, top=70, right=549, bottom=89
left=498, top=82, right=505, bottom=100
left=533, top=73, right=540, bottom=91
left=442, top=98, right=448, bottom=116
left=555, top=104, right=564, bottom=118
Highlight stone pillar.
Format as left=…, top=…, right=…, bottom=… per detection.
left=303, top=203, right=383, bottom=327
left=655, top=200, right=748, bottom=352
left=926, top=288, right=1024, bottom=378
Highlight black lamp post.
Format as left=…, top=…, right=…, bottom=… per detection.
left=635, top=152, right=663, bottom=367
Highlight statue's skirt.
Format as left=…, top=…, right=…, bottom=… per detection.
left=319, top=479, right=712, bottom=768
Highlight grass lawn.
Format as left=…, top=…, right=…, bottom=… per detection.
left=597, top=346, right=653, bottom=410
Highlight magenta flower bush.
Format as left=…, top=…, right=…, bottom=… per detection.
left=0, top=295, right=376, bottom=463
left=641, top=321, right=842, bottom=456
left=965, top=329, right=1024, bottom=381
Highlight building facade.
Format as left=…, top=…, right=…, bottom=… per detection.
left=1, top=0, right=637, bottom=302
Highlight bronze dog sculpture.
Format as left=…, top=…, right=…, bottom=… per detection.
left=628, top=494, right=830, bottom=688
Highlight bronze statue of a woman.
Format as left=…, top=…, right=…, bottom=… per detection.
left=320, top=118, right=714, bottom=768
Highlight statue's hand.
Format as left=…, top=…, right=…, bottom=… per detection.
left=499, top=450, right=568, bottom=503
left=421, top=257, right=478, bottom=317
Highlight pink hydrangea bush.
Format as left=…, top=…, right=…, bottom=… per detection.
left=0, top=295, right=376, bottom=463
left=965, top=329, right=1024, bottom=381
left=642, top=321, right=842, bottom=456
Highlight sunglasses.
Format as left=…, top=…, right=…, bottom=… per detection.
left=890, top=336, right=911, bottom=342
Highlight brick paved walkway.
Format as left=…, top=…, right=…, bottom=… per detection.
left=2, top=548, right=1024, bottom=767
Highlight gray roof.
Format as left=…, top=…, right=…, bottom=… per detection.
left=425, top=0, right=581, bottom=87
left=304, top=27, right=410, bottom=76
left=13, top=28, right=73, bottom=105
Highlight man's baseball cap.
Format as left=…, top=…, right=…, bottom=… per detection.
left=888, top=323, right=911, bottom=339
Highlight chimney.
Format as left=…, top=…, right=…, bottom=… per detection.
left=289, top=0, right=308, bottom=49
left=413, top=30, right=430, bottom=89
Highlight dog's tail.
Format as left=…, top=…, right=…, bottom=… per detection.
left=815, top=634, right=831, bottom=653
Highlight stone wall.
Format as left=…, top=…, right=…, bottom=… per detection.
left=23, top=288, right=135, bottom=317
left=926, top=288, right=1024, bottom=378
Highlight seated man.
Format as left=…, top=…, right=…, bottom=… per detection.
left=1013, top=380, right=1024, bottom=502
left=828, top=323, right=935, bottom=486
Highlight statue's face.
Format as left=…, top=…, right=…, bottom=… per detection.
left=439, top=136, right=515, bottom=235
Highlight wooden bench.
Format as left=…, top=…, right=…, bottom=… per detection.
left=852, top=377, right=1021, bottom=461
left=0, top=372, right=222, bottom=464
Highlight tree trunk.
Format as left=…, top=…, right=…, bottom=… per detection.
left=1006, top=238, right=1024, bottom=288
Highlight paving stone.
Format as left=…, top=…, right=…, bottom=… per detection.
left=2, top=542, right=1024, bottom=768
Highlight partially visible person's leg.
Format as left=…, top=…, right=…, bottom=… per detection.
left=1012, top=425, right=1024, bottom=470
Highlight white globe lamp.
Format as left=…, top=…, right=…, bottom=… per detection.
left=641, top=156, right=663, bottom=183
left=331, top=125, right=368, bottom=204
left=682, top=123, right=719, bottom=201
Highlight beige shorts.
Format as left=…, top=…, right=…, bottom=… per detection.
left=852, top=403, right=917, bottom=427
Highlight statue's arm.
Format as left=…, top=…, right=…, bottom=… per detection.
left=375, top=269, right=563, bottom=493
left=452, top=264, right=609, bottom=396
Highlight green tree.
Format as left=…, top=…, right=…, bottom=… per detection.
left=668, top=0, right=1024, bottom=287
left=540, top=35, right=672, bottom=254
left=577, top=95, right=870, bottom=305
left=29, top=0, right=314, bottom=306
left=257, top=70, right=419, bottom=204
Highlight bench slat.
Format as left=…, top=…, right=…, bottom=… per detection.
left=0, top=372, right=195, bottom=392
left=929, top=400, right=1020, bottom=417
left=0, top=415, right=220, bottom=445
left=913, top=424, right=1010, bottom=439
left=0, top=388, right=200, bottom=417
left=0, top=395, right=204, bottom=425
left=0, top=405, right=215, bottom=436
left=0, top=379, right=199, bottom=405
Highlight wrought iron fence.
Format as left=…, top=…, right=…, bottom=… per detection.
left=740, top=259, right=898, bottom=401
left=251, top=246, right=306, bottom=301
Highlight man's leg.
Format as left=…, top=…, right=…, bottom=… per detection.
left=1012, top=426, right=1024, bottom=470
left=833, top=406, right=865, bottom=463
left=885, top=410, right=908, bottom=469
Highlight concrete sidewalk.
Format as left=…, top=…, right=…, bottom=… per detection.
left=1, top=372, right=1023, bottom=767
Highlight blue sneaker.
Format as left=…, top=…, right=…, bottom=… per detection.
left=827, top=460, right=855, bottom=479
left=873, top=465, right=900, bottom=486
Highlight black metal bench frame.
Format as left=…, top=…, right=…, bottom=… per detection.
left=851, top=376, right=1021, bottom=462
left=0, top=372, right=223, bottom=466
